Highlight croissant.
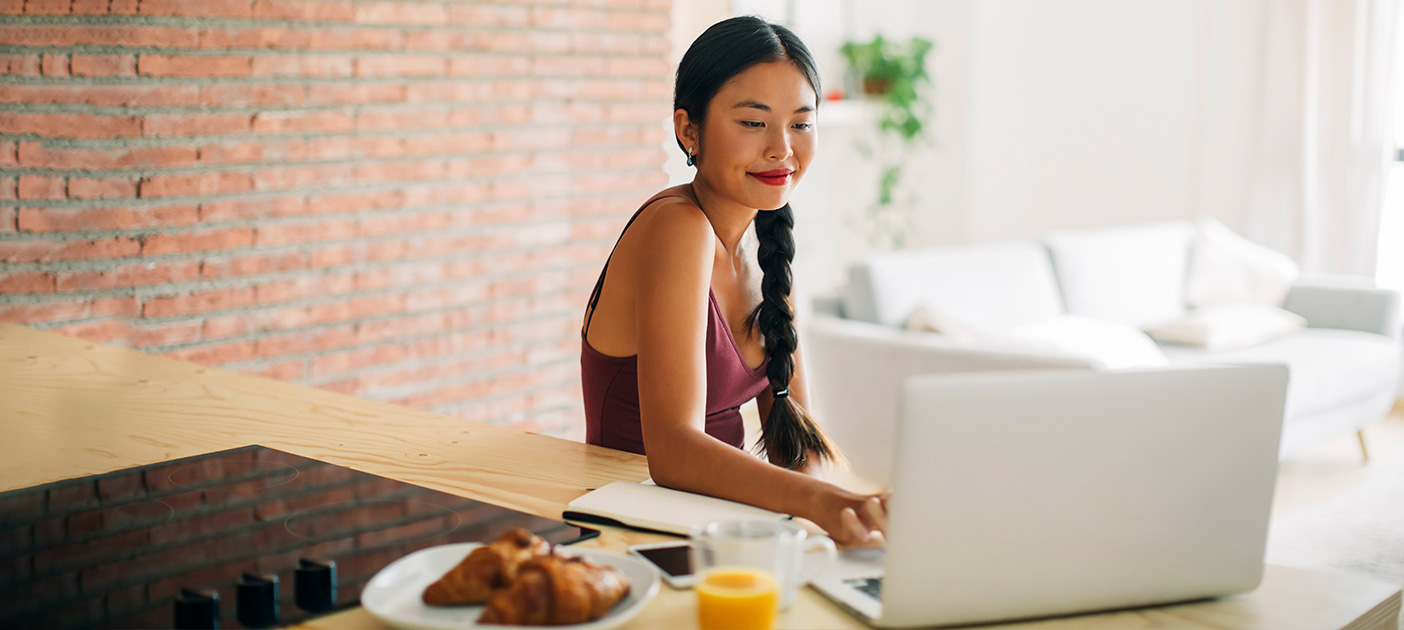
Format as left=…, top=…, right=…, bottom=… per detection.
left=422, top=529, right=551, bottom=606
left=478, top=553, right=631, bottom=625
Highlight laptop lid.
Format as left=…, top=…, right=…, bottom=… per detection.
left=879, top=365, right=1287, bottom=628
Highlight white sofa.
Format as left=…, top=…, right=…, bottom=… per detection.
left=806, top=221, right=1401, bottom=485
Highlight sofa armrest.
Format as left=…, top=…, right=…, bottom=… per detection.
left=1282, top=277, right=1401, bottom=338
left=811, top=295, right=845, bottom=318
left=800, top=315, right=1095, bottom=485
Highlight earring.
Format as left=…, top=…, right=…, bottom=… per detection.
left=686, top=146, right=696, bottom=167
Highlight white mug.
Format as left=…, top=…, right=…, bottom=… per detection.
left=691, top=519, right=838, bottom=610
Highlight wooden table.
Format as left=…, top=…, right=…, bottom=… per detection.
left=1, top=323, right=1399, bottom=630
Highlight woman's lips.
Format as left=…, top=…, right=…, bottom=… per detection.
left=748, top=169, right=793, bottom=186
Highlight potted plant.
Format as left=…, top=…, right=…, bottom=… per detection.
left=840, top=35, right=934, bottom=249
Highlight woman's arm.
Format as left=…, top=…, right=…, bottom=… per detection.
left=627, top=203, right=882, bottom=544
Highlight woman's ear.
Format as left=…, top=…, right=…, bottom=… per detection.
left=673, top=109, right=699, bottom=155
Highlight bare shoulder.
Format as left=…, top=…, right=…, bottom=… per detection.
left=623, top=192, right=715, bottom=269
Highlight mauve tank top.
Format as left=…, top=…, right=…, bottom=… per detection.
left=580, top=197, right=770, bottom=455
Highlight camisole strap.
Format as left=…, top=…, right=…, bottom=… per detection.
left=583, top=194, right=682, bottom=335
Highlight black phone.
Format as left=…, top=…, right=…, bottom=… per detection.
left=627, top=541, right=695, bottom=588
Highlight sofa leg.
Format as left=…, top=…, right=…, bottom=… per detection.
left=1357, top=430, right=1370, bottom=464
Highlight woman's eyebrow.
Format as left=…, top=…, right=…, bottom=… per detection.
left=732, top=100, right=816, bottom=114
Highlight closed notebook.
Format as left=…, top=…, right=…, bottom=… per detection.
left=563, top=481, right=789, bottom=536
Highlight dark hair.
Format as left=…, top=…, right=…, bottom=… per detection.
left=674, top=16, right=841, bottom=470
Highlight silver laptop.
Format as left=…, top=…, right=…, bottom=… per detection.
left=811, top=365, right=1288, bottom=627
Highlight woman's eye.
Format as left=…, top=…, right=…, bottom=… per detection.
left=793, top=122, right=814, bottom=130
left=740, top=120, right=764, bottom=128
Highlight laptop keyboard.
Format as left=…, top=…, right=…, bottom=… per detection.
left=846, top=577, right=883, bottom=601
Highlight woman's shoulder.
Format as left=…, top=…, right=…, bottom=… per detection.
left=626, top=188, right=714, bottom=252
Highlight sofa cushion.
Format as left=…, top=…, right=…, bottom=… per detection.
left=994, top=315, right=1171, bottom=369
left=1043, top=221, right=1194, bottom=329
left=1145, top=304, right=1307, bottom=352
left=845, top=241, right=1064, bottom=330
left=1160, top=328, right=1402, bottom=420
left=1185, top=217, right=1299, bottom=308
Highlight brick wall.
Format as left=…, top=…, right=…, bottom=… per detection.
left=0, top=0, right=674, bottom=438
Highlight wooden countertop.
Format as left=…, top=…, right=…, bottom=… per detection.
left=1, top=323, right=1398, bottom=630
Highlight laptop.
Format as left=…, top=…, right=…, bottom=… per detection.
left=810, top=365, right=1288, bottom=627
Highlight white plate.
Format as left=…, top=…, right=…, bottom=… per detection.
left=362, top=543, right=661, bottom=630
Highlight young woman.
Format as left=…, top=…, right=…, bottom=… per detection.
left=580, top=16, right=886, bottom=545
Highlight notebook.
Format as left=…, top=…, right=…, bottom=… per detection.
left=563, top=481, right=789, bottom=536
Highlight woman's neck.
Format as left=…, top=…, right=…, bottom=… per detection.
left=687, top=179, right=757, bottom=254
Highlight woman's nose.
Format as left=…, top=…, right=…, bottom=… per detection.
left=767, top=128, right=793, bottom=161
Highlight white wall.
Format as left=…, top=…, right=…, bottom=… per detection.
left=707, top=1, right=1273, bottom=298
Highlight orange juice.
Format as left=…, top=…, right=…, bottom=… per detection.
left=696, top=567, right=779, bottom=630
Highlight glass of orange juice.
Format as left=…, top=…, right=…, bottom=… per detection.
left=691, top=519, right=837, bottom=628
left=695, top=566, right=779, bottom=630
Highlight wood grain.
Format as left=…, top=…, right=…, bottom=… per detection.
left=1, top=324, right=1398, bottom=630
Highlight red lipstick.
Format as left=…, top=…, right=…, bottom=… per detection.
left=748, top=169, right=793, bottom=186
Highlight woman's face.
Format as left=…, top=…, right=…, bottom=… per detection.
left=683, top=60, right=818, bottom=212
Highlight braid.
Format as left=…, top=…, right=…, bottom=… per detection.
left=745, top=204, right=842, bottom=470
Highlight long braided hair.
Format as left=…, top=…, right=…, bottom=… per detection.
left=675, top=16, right=841, bottom=470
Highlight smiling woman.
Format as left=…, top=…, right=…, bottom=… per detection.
left=577, top=16, right=887, bottom=546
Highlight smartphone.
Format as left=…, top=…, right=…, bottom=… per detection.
left=627, top=541, right=695, bottom=588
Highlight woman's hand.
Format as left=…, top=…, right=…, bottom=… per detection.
left=809, top=485, right=888, bottom=547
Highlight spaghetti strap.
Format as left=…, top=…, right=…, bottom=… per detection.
left=583, top=194, right=682, bottom=335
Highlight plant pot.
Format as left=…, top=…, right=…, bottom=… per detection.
left=862, top=77, right=891, bottom=96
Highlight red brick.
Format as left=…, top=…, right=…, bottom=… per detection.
left=200, top=83, right=304, bottom=107
left=18, top=205, right=198, bottom=231
left=142, top=112, right=252, bottom=136
left=17, top=175, right=64, bottom=200
left=138, top=172, right=253, bottom=197
left=0, top=113, right=141, bottom=139
left=250, top=54, right=353, bottom=77
left=140, top=227, right=254, bottom=255
left=53, top=320, right=137, bottom=345
left=138, top=53, right=251, bottom=78
left=166, top=340, right=256, bottom=365
left=129, top=320, right=204, bottom=347
left=198, top=196, right=304, bottom=221
left=67, top=176, right=138, bottom=199
left=18, top=142, right=198, bottom=170
left=252, top=0, right=354, bottom=21
left=0, top=238, right=140, bottom=263
left=201, top=251, right=307, bottom=279
left=202, top=315, right=248, bottom=338
left=310, top=27, right=400, bottom=50
left=0, top=25, right=198, bottom=48
left=0, top=298, right=85, bottom=323
left=109, top=0, right=137, bottom=12
left=0, top=83, right=203, bottom=107
left=255, top=326, right=355, bottom=358
left=354, top=55, right=446, bottom=78
left=142, top=287, right=254, bottom=318
left=355, top=1, right=446, bottom=25
left=0, top=269, right=54, bottom=290
left=251, top=163, right=354, bottom=192
left=23, top=0, right=68, bottom=14
left=250, top=110, right=354, bottom=134
left=0, top=53, right=40, bottom=75
left=0, top=206, right=13, bottom=232
left=40, top=53, right=68, bottom=75
left=0, top=0, right=21, bottom=14
left=138, top=0, right=252, bottom=18
left=253, top=220, right=356, bottom=247
left=70, top=0, right=109, bottom=14
left=96, top=473, right=144, bottom=502
left=447, top=4, right=528, bottom=27
left=90, top=295, right=140, bottom=317
left=305, top=82, right=405, bottom=106
left=70, top=54, right=136, bottom=77
left=253, top=274, right=354, bottom=305
left=55, top=260, right=200, bottom=291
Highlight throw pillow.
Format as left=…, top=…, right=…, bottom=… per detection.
left=993, top=315, right=1170, bottom=369
left=1185, top=217, right=1300, bottom=308
left=904, top=301, right=989, bottom=342
left=1144, top=303, right=1307, bottom=352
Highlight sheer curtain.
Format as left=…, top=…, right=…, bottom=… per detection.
left=1245, top=0, right=1399, bottom=277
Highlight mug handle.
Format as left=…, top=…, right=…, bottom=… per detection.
left=797, top=535, right=838, bottom=584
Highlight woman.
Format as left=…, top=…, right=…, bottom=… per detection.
left=580, top=16, right=886, bottom=545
